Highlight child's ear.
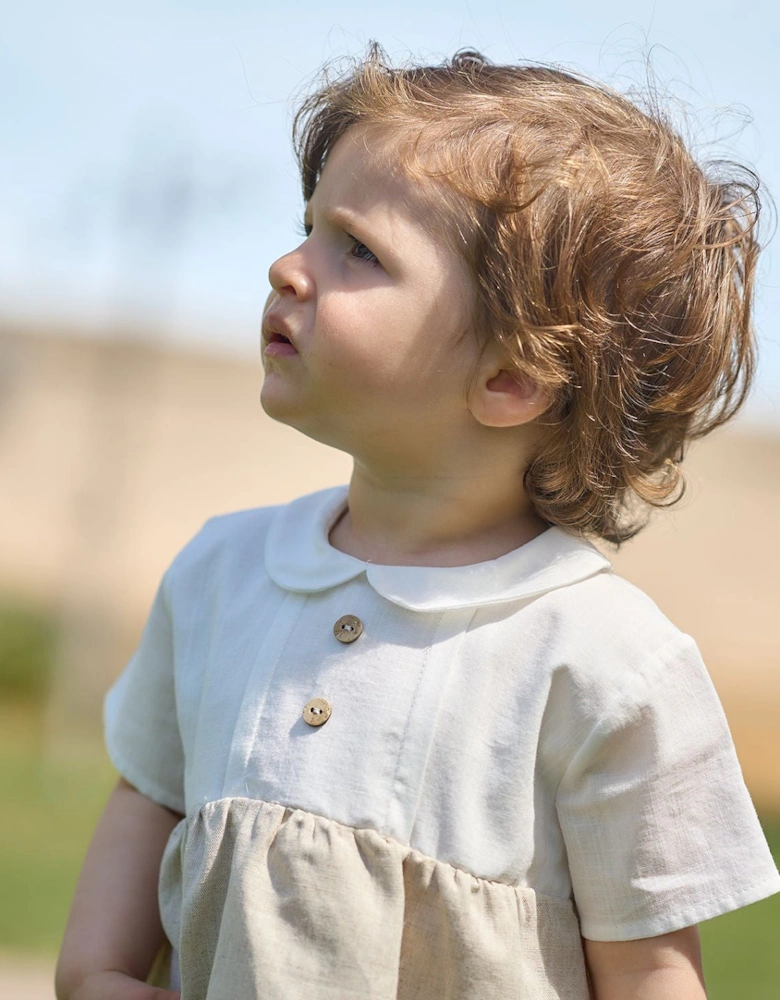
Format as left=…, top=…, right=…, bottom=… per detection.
left=468, top=346, right=551, bottom=429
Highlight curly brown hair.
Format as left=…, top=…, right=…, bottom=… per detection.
left=292, top=44, right=762, bottom=545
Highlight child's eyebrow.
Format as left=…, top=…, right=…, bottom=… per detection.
left=304, top=203, right=365, bottom=236
left=328, top=206, right=365, bottom=233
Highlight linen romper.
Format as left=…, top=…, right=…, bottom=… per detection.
left=104, top=484, right=780, bottom=1000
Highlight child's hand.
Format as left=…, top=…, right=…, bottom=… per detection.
left=66, top=969, right=180, bottom=999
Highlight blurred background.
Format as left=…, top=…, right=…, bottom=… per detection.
left=1, top=2, right=778, bottom=997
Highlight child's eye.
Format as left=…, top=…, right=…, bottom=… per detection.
left=294, top=215, right=379, bottom=267
left=346, top=235, right=379, bottom=267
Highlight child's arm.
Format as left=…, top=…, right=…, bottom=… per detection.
left=55, top=777, right=183, bottom=1000
left=583, top=925, right=707, bottom=999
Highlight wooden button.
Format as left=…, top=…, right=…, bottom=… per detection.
left=333, top=614, right=363, bottom=643
left=302, top=697, right=331, bottom=727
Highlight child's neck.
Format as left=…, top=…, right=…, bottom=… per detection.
left=327, top=470, right=549, bottom=568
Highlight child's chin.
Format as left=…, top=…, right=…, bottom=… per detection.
left=260, top=388, right=311, bottom=430
left=259, top=382, right=300, bottom=420
left=260, top=379, right=300, bottom=424
left=260, top=387, right=350, bottom=450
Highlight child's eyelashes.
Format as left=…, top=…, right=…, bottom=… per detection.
left=346, top=236, right=379, bottom=266
left=293, top=217, right=380, bottom=267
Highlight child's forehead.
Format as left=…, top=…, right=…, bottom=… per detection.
left=308, top=125, right=470, bottom=248
left=309, top=129, right=410, bottom=206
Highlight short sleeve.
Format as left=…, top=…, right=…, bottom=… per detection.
left=556, top=635, right=780, bottom=941
left=104, top=571, right=185, bottom=814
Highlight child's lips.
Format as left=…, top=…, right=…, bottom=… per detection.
left=262, top=311, right=299, bottom=356
left=264, top=338, right=299, bottom=357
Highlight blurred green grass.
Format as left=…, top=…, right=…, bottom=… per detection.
left=0, top=706, right=115, bottom=954
left=0, top=704, right=778, bottom=997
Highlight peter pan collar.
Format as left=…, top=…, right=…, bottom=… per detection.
left=264, top=484, right=611, bottom=612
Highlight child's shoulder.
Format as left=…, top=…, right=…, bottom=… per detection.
left=547, top=565, right=683, bottom=644
left=540, top=567, right=706, bottom=711
left=162, top=485, right=343, bottom=588
left=165, top=498, right=287, bottom=583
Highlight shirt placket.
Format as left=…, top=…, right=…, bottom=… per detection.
left=382, top=606, right=477, bottom=843
left=220, top=590, right=308, bottom=798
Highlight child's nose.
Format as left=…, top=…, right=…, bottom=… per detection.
left=268, top=248, right=314, bottom=301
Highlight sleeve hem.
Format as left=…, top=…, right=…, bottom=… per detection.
left=579, top=871, right=780, bottom=941
left=106, top=738, right=186, bottom=816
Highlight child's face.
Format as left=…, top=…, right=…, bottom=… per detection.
left=261, top=126, right=485, bottom=466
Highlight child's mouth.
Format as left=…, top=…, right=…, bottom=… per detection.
left=264, top=332, right=298, bottom=356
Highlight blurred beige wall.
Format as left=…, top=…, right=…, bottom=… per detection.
left=1, top=325, right=778, bottom=808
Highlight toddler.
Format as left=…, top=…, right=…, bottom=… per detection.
left=56, top=46, right=780, bottom=1000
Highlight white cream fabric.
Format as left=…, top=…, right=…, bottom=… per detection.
left=105, top=484, right=780, bottom=999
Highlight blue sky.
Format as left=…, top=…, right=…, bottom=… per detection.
left=2, top=1, right=778, bottom=424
